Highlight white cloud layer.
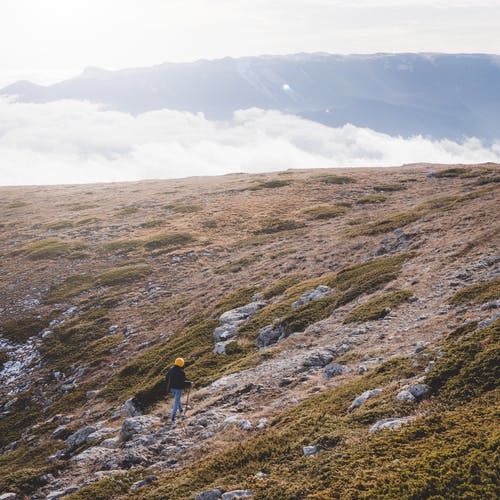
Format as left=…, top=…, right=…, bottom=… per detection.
left=1, top=98, right=499, bottom=186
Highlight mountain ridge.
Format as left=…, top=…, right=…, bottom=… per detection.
left=2, top=52, right=500, bottom=141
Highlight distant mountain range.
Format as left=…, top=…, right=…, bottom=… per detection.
left=2, top=53, right=499, bottom=141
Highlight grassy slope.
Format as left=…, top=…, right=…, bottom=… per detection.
left=70, top=320, right=499, bottom=499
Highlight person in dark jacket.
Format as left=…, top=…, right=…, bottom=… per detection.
left=166, top=358, right=191, bottom=424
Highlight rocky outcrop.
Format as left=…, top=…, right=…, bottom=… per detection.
left=66, top=426, right=96, bottom=451
left=369, top=417, right=411, bottom=433
left=291, top=285, right=332, bottom=310
left=348, top=389, right=382, bottom=412
left=256, top=324, right=285, bottom=349
left=323, top=363, right=351, bottom=379
left=120, top=416, right=161, bottom=441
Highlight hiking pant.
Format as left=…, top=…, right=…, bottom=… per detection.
left=171, top=388, right=183, bottom=421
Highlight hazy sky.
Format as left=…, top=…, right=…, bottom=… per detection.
left=1, top=0, right=499, bottom=87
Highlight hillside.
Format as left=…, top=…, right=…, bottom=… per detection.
left=2, top=53, right=500, bottom=140
left=0, top=164, right=499, bottom=499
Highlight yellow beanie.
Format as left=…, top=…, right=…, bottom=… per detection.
left=175, top=357, right=185, bottom=367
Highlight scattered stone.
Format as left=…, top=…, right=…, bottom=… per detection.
left=195, top=489, right=223, bottom=500
left=302, top=351, right=334, bottom=369
left=221, top=490, right=253, bottom=499
left=213, top=342, right=228, bottom=355
left=406, top=384, right=429, bottom=399
left=46, top=486, right=79, bottom=500
left=100, top=437, right=120, bottom=449
left=124, top=398, right=141, bottom=417
left=52, top=425, right=69, bottom=440
left=60, top=415, right=73, bottom=425
left=396, top=390, right=416, bottom=402
left=66, top=426, right=96, bottom=450
left=303, top=445, right=319, bottom=456
left=220, top=302, right=265, bottom=324
left=369, top=417, right=411, bottom=433
left=86, top=427, right=119, bottom=441
left=349, top=389, right=382, bottom=411
left=323, top=363, right=351, bottom=379
left=86, top=390, right=99, bottom=400
left=130, top=475, right=157, bottom=490
left=213, top=325, right=237, bottom=342
left=414, top=342, right=430, bottom=354
left=71, top=446, right=111, bottom=466
left=0, top=493, right=17, bottom=500
left=238, top=420, right=252, bottom=431
left=257, top=324, right=285, bottom=349
left=291, top=285, right=331, bottom=310
left=425, top=361, right=435, bottom=373
left=348, top=327, right=367, bottom=336
left=279, top=377, right=293, bottom=387
left=120, top=415, right=161, bottom=441
left=255, top=471, right=268, bottom=480
left=357, top=366, right=367, bottom=374
left=256, top=418, right=268, bottom=430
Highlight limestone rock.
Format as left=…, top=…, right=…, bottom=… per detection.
left=124, top=397, right=141, bottom=417
left=396, top=390, right=416, bottom=402
left=323, top=363, right=351, bottom=379
left=130, top=475, right=157, bottom=490
left=291, top=286, right=331, bottom=310
left=213, top=325, right=237, bottom=342
left=195, top=490, right=223, bottom=500
left=406, top=383, right=429, bottom=399
left=349, top=389, right=382, bottom=411
left=257, top=324, right=285, bottom=349
left=369, top=417, right=411, bottom=433
left=0, top=493, right=17, bottom=500
left=222, top=491, right=253, bottom=499
left=120, top=415, right=161, bottom=441
left=71, top=446, right=110, bottom=465
left=66, top=426, right=96, bottom=450
left=303, top=445, right=319, bottom=456
left=52, top=425, right=69, bottom=440
left=302, top=351, right=334, bottom=369
left=86, top=427, right=119, bottom=442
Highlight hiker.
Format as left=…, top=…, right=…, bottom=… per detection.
left=166, top=357, right=192, bottom=424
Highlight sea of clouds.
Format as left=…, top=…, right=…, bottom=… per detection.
left=1, top=98, right=499, bottom=186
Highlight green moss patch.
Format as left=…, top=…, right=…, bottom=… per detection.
left=40, top=308, right=112, bottom=372
left=248, top=180, right=291, bottom=190
left=356, top=194, right=387, bottom=204
left=449, top=279, right=500, bottom=305
left=0, top=315, right=52, bottom=343
left=315, top=174, right=356, bottom=185
left=303, top=205, right=346, bottom=220
left=104, top=239, right=145, bottom=255
left=0, top=443, right=61, bottom=496
left=263, top=275, right=303, bottom=300
left=96, top=265, right=152, bottom=287
left=348, top=210, right=421, bottom=236
left=144, top=231, right=195, bottom=250
left=43, top=219, right=74, bottom=230
left=67, top=471, right=143, bottom=500
left=254, top=219, right=305, bottom=234
left=215, top=256, right=259, bottom=274
left=434, top=167, right=468, bottom=178
left=115, top=206, right=139, bottom=216
left=343, top=290, right=414, bottom=323
left=44, top=274, right=94, bottom=303
left=18, top=238, right=86, bottom=260
left=139, top=219, right=166, bottom=228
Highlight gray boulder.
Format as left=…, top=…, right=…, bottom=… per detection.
left=213, top=342, right=228, bottom=355
left=0, top=494, right=17, bottom=500
left=66, top=426, right=96, bottom=450
left=130, top=475, right=157, bottom=490
left=220, top=302, right=265, bottom=325
left=195, top=489, right=223, bottom=500
left=348, top=389, right=382, bottom=411
left=369, top=417, right=410, bottom=433
left=124, top=397, right=141, bottom=417
left=302, top=352, right=334, bottom=369
left=257, top=324, right=285, bottom=349
left=46, top=486, right=79, bottom=500
left=323, top=363, right=351, bottom=379
left=222, top=491, right=253, bottom=500
left=52, top=425, right=69, bottom=440
left=120, top=415, right=161, bottom=441
left=407, top=383, right=429, bottom=399
left=396, top=390, right=416, bottom=402
left=291, top=286, right=331, bottom=310
left=71, top=446, right=110, bottom=465
left=213, top=325, right=237, bottom=342
left=86, top=427, right=119, bottom=441
left=303, top=445, right=319, bottom=456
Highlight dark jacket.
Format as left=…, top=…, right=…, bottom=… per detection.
left=167, top=365, right=190, bottom=390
